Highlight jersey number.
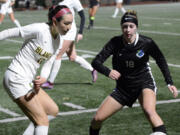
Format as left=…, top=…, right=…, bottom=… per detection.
left=126, top=60, right=134, bottom=68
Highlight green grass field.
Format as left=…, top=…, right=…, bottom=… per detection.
left=0, top=2, right=180, bottom=135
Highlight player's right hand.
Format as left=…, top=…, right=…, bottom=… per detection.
left=109, top=70, right=121, bottom=80
left=33, top=76, right=47, bottom=93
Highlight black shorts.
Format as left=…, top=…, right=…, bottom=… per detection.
left=89, top=0, right=99, bottom=8
left=110, top=78, right=156, bottom=107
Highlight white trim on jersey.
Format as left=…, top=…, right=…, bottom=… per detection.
left=134, top=33, right=139, bottom=46
left=147, top=62, right=157, bottom=93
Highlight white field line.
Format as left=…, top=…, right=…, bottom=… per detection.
left=1, top=54, right=180, bottom=70
left=0, top=106, right=21, bottom=117
left=2, top=38, right=180, bottom=68
left=1, top=55, right=180, bottom=69
left=1, top=99, right=180, bottom=123
left=76, top=49, right=98, bottom=55
left=5, top=39, right=23, bottom=44
left=149, top=60, right=180, bottom=68
left=0, top=56, right=13, bottom=59
left=140, top=16, right=180, bottom=22
left=63, top=102, right=86, bottom=110
left=0, top=54, right=94, bottom=61
left=91, top=26, right=180, bottom=36
left=0, top=117, right=28, bottom=123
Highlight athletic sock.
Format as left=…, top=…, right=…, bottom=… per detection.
left=152, top=125, right=167, bottom=133
left=23, top=115, right=55, bottom=135
left=23, top=122, right=34, bottom=135
left=34, top=126, right=48, bottom=135
left=75, top=56, right=93, bottom=71
left=90, top=16, right=95, bottom=26
left=48, top=59, right=62, bottom=83
left=89, top=126, right=100, bottom=135
left=121, top=7, right=126, bottom=14
left=13, top=19, right=21, bottom=28
left=113, top=8, right=119, bottom=17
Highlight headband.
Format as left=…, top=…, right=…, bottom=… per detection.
left=53, top=8, right=71, bottom=21
left=121, top=14, right=138, bottom=27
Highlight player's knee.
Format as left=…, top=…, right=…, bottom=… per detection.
left=69, top=56, right=76, bottom=61
left=34, top=115, right=49, bottom=126
left=49, top=103, right=59, bottom=117
left=53, top=104, right=59, bottom=117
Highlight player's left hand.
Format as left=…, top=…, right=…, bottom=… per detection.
left=76, top=34, right=83, bottom=43
left=168, top=85, right=178, bottom=98
left=33, top=76, right=47, bottom=93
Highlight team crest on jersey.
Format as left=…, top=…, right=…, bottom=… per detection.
left=136, top=50, right=144, bottom=58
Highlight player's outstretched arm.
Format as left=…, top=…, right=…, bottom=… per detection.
left=0, top=28, right=21, bottom=40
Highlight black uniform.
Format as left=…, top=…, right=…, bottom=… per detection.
left=89, top=0, right=99, bottom=8
left=92, top=34, right=173, bottom=107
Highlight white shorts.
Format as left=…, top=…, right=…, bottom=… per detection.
left=0, top=4, right=13, bottom=15
left=116, top=0, right=123, bottom=3
left=62, top=22, right=77, bottom=41
left=3, top=69, right=33, bottom=99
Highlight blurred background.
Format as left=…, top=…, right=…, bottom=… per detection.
left=14, top=0, right=179, bottom=10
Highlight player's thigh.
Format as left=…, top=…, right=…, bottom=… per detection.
left=37, top=88, right=59, bottom=116
left=8, top=12, right=15, bottom=21
left=91, top=6, right=99, bottom=15
left=95, top=96, right=123, bottom=121
left=15, top=92, right=48, bottom=125
left=116, top=0, right=123, bottom=3
left=116, top=2, right=123, bottom=8
left=138, top=88, right=156, bottom=111
left=0, top=13, right=5, bottom=20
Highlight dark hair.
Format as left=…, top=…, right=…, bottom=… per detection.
left=52, top=0, right=64, bottom=5
left=48, top=5, right=70, bottom=25
left=121, top=10, right=138, bottom=27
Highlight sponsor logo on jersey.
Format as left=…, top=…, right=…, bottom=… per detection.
left=136, top=50, right=144, bottom=58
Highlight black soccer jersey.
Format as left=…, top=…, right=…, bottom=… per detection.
left=92, top=34, right=173, bottom=87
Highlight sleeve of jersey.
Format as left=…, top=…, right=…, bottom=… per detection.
left=40, top=55, right=56, bottom=79
left=0, top=24, right=42, bottom=41
left=20, top=23, right=41, bottom=39
left=91, top=40, right=114, bottom=77
left=148, top=40, right=173, bottom=85
left=78, top=10, right=85, bottom=34
left=0, top=28, right=20, bottom=40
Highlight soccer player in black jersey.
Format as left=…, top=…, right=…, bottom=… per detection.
left=89, top=10, right=178, bottom=135
left=88, top=0, right=100, bottom=29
